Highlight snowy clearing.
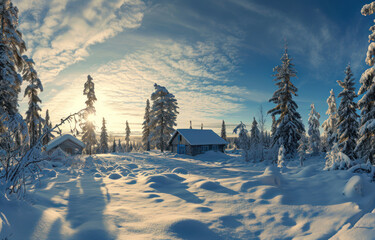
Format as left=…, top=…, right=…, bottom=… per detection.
left=1, top=151, right=375, bottom=240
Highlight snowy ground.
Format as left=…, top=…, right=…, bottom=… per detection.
left=1, top=151, right=375, bottom=240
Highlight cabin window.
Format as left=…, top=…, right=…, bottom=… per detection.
left=201, top=145, right=209, bottom=152
left=213, top=145, right=218, bottom=151
left=179, top=135, right=182, bottom=142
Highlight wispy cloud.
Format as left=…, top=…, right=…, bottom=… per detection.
left=15, top=0, right=146, bottom=83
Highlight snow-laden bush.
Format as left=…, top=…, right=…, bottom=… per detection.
left=325, top=144, right=353, bottom=170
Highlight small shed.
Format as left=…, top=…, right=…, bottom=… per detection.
left=168, top=129, right=228, bottom=156
left=45, top=134, right=85, bottom=155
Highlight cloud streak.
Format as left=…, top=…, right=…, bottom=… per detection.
left=15, top=0, right=146, bottom=83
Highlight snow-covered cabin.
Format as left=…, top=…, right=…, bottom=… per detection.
left=168, top=129, right=228, bottom=156
left=45, top=134, right=85, bottom=155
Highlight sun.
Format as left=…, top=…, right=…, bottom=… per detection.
left=87, top=113, right=96, bottom=123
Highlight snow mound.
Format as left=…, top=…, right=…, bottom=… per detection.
left=343, top=175, right=364, bottom=198
left=295, top=165, right=317, bottom=178
left=199, top=181, right=222, bottom=190
left=168, top=219, right=222, bottom=240
left=172, top=167, right=188, bottom=174
left=257, top=166, right=282, bottom=186
left=198, top=180, right=237, bottom=195
left=108, top=173, right=122, bottom=180
left=145, top=174, right=178, bottom=188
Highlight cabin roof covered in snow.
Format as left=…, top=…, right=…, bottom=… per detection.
left=45, top=134, right=85, bottom=151
left=168, top=129, right=228, bottom=146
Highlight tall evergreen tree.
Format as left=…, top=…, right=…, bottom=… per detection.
left=356, top=3, right=375, bottom=163
left=125, top=120, right=131, bottom=152
left=250, top=117, right=260, bottom=146
left=117, top=139, right=122, bottom=153
left=268, top=46, right=304, bottom=157
left=23, top=56, right=43, bottom=147
left=142, top=99, right=151, bottom=151
left=81, top=75, right=97, bottom=155
left=336, top=65, right=359, bottom=159
left=0, top=0, right=28, bottom=151
left=322, top=90, right=338, bottom=151
left=308, top=104, right=321, bottom=155
left=221, top=120, right=227, bottom=141
left=100, top=118, right=109, bottom=153
left=112, top=138, right=116, bottom=153
left=149, top=84, right=179, bottom=152
left=42, top=109, right=53, bottom=145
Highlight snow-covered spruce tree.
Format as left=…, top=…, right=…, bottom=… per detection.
left=221, top=120, right=227, bottom=141
left=117, top=139, right=122, bottom=153
left=337, top=64, right=359, bottom=160
left=42, top=109, right=53, bottom=145
left=355, top=3, right=375, bottom=164
left=268, top=46, right=304, bottom=158
left=250, top=117, right=260, bottom=146
left=250, top=117, right=261, bottom=161
left=233, top=121, right=250, bottom=161
left=125, top=120, right=131, bottom=152
left=322, top=89, right=338, bottom=152
left=149, top=84, right=179, bottom=152
left=0, top=0, right=28, bottom=156
left=308, top=104, right=321, bottom=155
left=298, top=133, right=308, bottom=166
left=81, top=75, right=97, bottom=155
left=99, top=118, right=109, bottom=153
left=23, top=56, right=43, bottom=148
left=112, top=139, right=116, bottom=153
left=142, top=99, right=151, bottom=151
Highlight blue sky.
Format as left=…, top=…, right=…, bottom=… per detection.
left=15, top=0, right=371, bottom=136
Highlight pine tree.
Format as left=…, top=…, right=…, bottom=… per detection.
left=112, top=139, right=116, bottom=153
left=149, top=84, right=179, bottom=152
left=250, top=117, right=260, bottom=146
left=100, top=118, right=109, bottom=153
left=268, top=46, right=304, bottom=157
left=221, top=120, right=227, bottom=141
left=81, top=75, right=97, bottom=155
left=142, top=99, right=151, bottom=151
left=233, top=121, right=250, bottom=161
left=42, top=109, right=53, bottom=145
left=336, top=65, right=359, bottom=159
left=0, top=0, right=28, bottom=152
left=322, top=89, right=338, bottom=151
left=356, top=3, right=375, bottom=163
left=23, top=56, right=43, bottom=147
left=117, top=139, right=122, bottom=153
left=125, top=120, right=131, bottom=152
left=308, top=104, right=321, bottom=155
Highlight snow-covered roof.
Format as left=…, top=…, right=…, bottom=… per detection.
left=168, top=129, right=228, bottom=146
left=45, top=134, right=85, bottom=151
